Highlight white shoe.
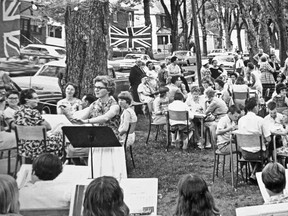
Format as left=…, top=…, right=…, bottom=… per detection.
left=205, top=143, right=212, bottom=149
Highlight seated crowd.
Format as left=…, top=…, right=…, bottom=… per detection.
left=1, top=50, right=288, bottom=214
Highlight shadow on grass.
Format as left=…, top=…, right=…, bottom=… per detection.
left=126, top=115, right=263, bottom=216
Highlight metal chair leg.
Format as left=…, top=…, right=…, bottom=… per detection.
left=216, top=155, right=219, bottom=177
left=213, top=155, right=217, bottom=182
left=155, top=125, right=160, bottom=141
left=146, top=121, right=152, bottom=144
left=7, top=150, right=11, bottom=175
left=222, top=155, right=226, bottom=177
left=130, top=146, right=135, bottom=168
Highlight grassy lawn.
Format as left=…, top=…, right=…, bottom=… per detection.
left=127, top=115, right=263, bottom=216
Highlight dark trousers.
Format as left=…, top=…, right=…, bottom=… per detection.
left=131, top=85, right=142, bottom=115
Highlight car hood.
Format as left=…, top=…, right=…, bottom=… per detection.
left=12, top=76, right=61, bottom=93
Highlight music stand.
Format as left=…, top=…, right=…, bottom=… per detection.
left=62, top=126, right=121, bottom=179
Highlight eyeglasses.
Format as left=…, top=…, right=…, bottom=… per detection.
left=94, top=86, right=107, bottom=90
left=7, top=97, right=19, bottom=100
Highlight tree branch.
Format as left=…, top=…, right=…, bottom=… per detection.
left=159, top=0, right=173, bottom=27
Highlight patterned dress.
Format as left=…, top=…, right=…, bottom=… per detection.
left=14, top=105, right=62, bottom=159
left=87, top=96, right=127, bottom=179
left=260, top=62, right=275, bottom=84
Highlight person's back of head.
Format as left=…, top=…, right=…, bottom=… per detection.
left=175, top=174, right=220, bottom=216
left=245, top=97, right=258, bottom=112
left=267, top=101, right=277, bottom=111
left=174, top=92, right=184, bottom=102
left=0, top=174, right=19, bottom=214
left=32, top=153, right=63, bottom=181
left=262, top=162, right=286, bottom=195
left=171, top=76, right=180, bottom=85
left=83, top=176, right=129, bottom=216
left=83, top=94, right=97, bottom=106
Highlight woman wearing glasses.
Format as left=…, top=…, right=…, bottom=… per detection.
left=73, top=76, right=126, bottom=178
left=13, top=89, right=62, bottom=162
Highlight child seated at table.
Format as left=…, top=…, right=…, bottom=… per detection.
left=153, top=86, right=169, bottom=124
left=262, top=162, right=288, bottom=204
left=19, top=153, right=72, bottom=209
left=168, top=92, right=194, bottom=150
left=118, top=91, right=137, bottom=147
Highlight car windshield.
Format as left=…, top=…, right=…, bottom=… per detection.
left=38, top=65, right=65, bottom=77
left=174, top=51, right=188, bottom=56
left=125, top=55, right=140, bottom=59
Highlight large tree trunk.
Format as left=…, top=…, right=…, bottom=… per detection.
left=65, top=1, right=109, bottom=97
left=258, top=2, right=270, bottom=54
left=182, top=0, right=189, bottom=50
left=143, top=0, right=151, bottom=26
left=275, top=0, right=288, bottom=66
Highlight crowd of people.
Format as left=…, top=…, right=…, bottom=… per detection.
left=2, top=47, right=288, bottom=214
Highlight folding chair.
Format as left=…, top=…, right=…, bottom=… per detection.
left=14, top=125, right=47, bottom=175
left=212, top=135, right=237, bottom=188
left=166, top=110, right=192, bottom=151
left=124, top=122, right=137, bottom=168
left=146, top=102, right=167, bottom=144
left=262, top=83, right=275, bottom=102
left=233, top=131, right=266, bottom=188
left=231, top=87, right=249, bottom=108
left=0, top=147, right=17, bottom=175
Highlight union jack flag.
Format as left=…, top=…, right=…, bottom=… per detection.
left=110, top=25, right=152, bottom=49
left=0, top=0, right=20, bottom=58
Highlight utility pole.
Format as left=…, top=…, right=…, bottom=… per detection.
left=191, top=0, right=202, bottom=86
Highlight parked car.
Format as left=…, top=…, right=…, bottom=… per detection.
left=20, top=44, right=66, bottom=59
left=212, top=55, right=235, bottom=71
left=171, top=50, right=196, bottom=66
left=11, top=60, right=130, bottom=114
left=207, top=49, right=227, bottom=63
left=0, top=58, right=40, bottom=77
left=109, top=53, right=160, bottom=71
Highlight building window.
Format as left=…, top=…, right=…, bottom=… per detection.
left=157, top=36, right=169, bottom=45
left=113, top=12, right=118, bottom=23
left=48, top=25, right=62, bottom=38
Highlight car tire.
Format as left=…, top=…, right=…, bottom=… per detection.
left=41, top=105, right=52, bottom=114
left=187, top=60, right=190, bottom=66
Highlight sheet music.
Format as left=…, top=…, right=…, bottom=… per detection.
left=69, top=178, right=158, bottom=216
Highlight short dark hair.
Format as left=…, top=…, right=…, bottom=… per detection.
left=174, top=92, right=184, bottom=101
left=245, top=97, right=258, bottom=112
left=171, top=76, right=181, bottom=84
left=262, top=162, right=286, bottom=194
left=118, top=91, right=133, bottom=105
left=171, top=56, right=178, bottom=63
left=19, top=88, right=36, bottom=105
left=267, top=101, right=277, bottom=111
left=146, top=61, right=152, bottom=67
left=277, top=73, right=286, bottom=83
left=32, top=153, right=63, bottom=181
left=6, top=90, right=19, bottom=98
left=83, top=94, right=96, bottom=105
left=276, top=83, right=286, bottom=94
left=214, top=79, right=224, bottom=88
left=211, top=59, right=217, bottom=64
left=235, top=76, right=245, bottom=85
left=247, top=62, right=254, bottom=70
left=227, top=105, right=241, bottom=114
left=230, top=72, right=238, bottom=78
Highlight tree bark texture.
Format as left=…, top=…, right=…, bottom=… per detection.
left=191, top=0, right=202, bottom=86
left=143, top=0, right=152, bottom=26
left=275, top=0, right=288, bottom=66
left=65, top=1, right=109, bottom=98
left=236, top=22, right=243, bottom=52
left=258, top=1, right=270, bottom=54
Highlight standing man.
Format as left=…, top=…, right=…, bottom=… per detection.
left=129, top=59, right=146, bottom=114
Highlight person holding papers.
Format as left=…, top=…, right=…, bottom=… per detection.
left=73, top=76, right=127, bottom=179
left=14, top=89, right=62, bottom=161
left=175, top=174, right=220, bottom=216
left=19, top=153, right=72, bottom=209
left=83, top=176, right=129, bottom=216
left=262, top=162, right=288, bottom=204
